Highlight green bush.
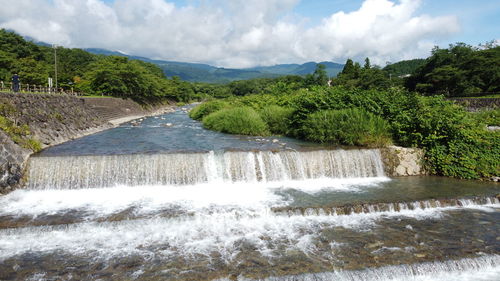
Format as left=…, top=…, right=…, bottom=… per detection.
left=426, top=129, right=499, bottom=179
left=301, top=108, right=392, bottom=147
left=259, top=105, right=294, bottom=135
left=472, top=109, right=500, bottom=126
left=0, top=116, right=41, bottom=152
left=189, top=100, right=229, bottom=120
left=203, top=107, right=269, bottom=136
left=193, top=86, right=499, bottom=179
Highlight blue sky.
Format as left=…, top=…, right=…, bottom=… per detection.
left=1, top=0, right=499, bottom=67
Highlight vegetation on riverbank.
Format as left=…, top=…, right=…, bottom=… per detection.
left=2, top=29, right=498, bottom=180
left=302, top=108, right=392, bottom=147
left=0, top=100, right=41, bottom=152
left=203, top=107, right=269, bottom=136
left=192, top=85, right=499, bottom=180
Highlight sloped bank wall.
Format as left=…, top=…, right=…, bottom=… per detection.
left=0, top=93, right=173, bottom=194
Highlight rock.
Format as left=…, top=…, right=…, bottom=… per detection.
left=367, top=241, right=384, bottom=248
left=272, top=139, right=279, bottom=143
left=380, top=146, right=426, bottom=177
left=487, top=126, right=500, bottom=131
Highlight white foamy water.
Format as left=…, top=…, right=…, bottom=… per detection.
left=1, top=203, right=495, bottom=261
left=0, top=177, right=390, bottom=219
left=27, top=149, right=385, bottom=189
left=7, top=146, right=499, bottom=280
left=227, top=255, right=500, bottom=281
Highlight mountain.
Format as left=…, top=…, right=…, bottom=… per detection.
left=85, top=48, right=344, bottom=83
left=248, top=61, right=344, bottom=77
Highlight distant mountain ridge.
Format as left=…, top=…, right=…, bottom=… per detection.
left=85, top=48, right=344, bottom=83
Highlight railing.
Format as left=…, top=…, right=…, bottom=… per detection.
left=0, top=82, right=82, bottom=96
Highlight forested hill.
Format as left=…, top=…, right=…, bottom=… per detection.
left=0, top=29, right=195, bottom=104
left=406, top=43, right=500, bottom=97
left=383, top=59, right=426, bottom=77
left=85, top=48, right=344, bottom=83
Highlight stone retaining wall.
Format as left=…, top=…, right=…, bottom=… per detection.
left=0, top=93, right=173, bottom=194
left=380, top=146, right=426, bottom=177
left=450, top=98, right=500, bottom=112
left=0, top=131, right=31, bottom=193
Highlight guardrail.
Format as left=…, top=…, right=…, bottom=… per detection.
left=0, top=82, right=82, bottom=96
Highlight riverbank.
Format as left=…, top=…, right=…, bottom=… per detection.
left=0, top=92, right=175, bottom=193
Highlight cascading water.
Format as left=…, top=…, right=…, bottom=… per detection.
left=1, top=108, right=499, bottom=281
left=26, top=149, right=385, bottom=189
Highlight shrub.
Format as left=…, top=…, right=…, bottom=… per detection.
left=472, top=109, right=500, bottom=126
left=259, top=105, right=294, bottom=135
left=189, top=100, right=229, bottom=120
left=203, top=107, right=269, bottom=136
left=301, top=108, right=392, bottom=147
left=426, top=129, right=499, bottom=179
left=0, top=116, right=41, bottom=152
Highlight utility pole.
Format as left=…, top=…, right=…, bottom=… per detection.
left=54, top=44, right=58, bottom=91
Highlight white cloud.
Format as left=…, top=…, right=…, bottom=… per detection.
left=0, top=0, right=460, bottom=68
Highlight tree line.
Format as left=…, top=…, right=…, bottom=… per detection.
left=0, top=29, right=197, bottom=104
left=197, top=42, right=498, bottom=98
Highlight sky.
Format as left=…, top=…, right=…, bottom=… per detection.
left=0, top=0, right=498, bottom=68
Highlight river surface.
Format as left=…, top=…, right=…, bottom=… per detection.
left=0, top=107, right=499, bottom=281
left=39, top=106, right=320, bottom=156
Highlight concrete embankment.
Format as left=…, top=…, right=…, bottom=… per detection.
left=0, top=92, right=174, bottom=193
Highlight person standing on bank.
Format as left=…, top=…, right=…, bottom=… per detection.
left=12, top=74, right=20, bottom=93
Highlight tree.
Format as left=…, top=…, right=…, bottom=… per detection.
left=341, top=59, right=355, bottom=78
left=406, top=42, right=500, bottom=96
left=364, top=57, right=371, bottom=69
left=313, top=64, right=329, bottom=86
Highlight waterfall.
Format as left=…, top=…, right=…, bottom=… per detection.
left=218, top=255, right=500, bottom=281
left=26, top=149, right=386, bottom=189
left=272, top=196, right=500, bottom=216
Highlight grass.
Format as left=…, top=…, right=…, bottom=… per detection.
left=203, top=107, right=269, bottom=136
left=0, top=116, right=41, bottom=152
left=189, top=100, right=230, bottom=120
left=259, top=105, right=294, bottom=135
left=301, top=108, right=392, bottom=147
left=0, top=99, right=42, bottom=152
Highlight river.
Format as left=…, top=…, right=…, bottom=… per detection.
left=0, top=106, right=499, bottom=280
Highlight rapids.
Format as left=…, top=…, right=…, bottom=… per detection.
left=0, top=107, right=499, bottom=281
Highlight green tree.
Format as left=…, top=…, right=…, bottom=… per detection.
left=341, top=59, right=355, bottom=78
left=305, top=64, right=329, bottom=86
left=407, top=42, right=499, bottom=96
left=364, top=57, right=371, bottom=69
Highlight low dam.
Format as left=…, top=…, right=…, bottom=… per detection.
left=0, top=107, right=499, bottom=280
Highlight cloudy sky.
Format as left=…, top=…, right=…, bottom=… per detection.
left=0, top=0, right=498, bottom=68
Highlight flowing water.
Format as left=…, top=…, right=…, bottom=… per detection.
left=1, top=107, right=499, bottom=281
